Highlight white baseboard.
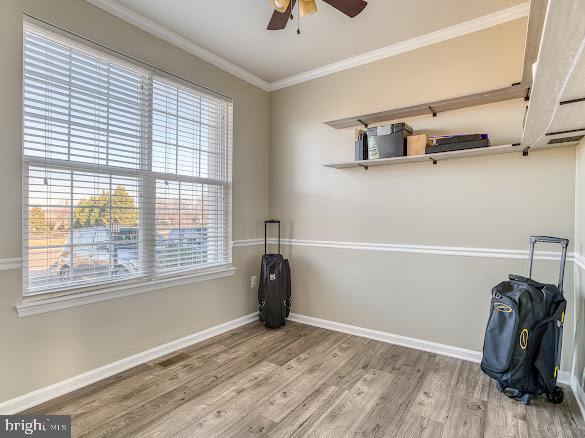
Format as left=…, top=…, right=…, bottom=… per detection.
left=0, top=313, right=257, bottom=414
left=0, top=311, right=577, bottom=416
left=288, top=313, right=482, bottom=363
left=559, top=371, right=572, bottom=386
left=571, top=374, right=585, bottom=421
left=288, top=313, right=572, bottom=386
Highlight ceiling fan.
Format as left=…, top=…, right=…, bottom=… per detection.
left=268, top=0, right=368, bottom=34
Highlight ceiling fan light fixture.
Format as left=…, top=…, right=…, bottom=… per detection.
left=269, top=0, right=291, bottom=13
left=299, top=0, right=318, bottom=17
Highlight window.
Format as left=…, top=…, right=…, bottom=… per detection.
left=152, top=78, right=231, bottom=273
left=22, top=22, right=233, bottom=297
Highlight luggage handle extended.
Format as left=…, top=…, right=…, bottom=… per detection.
left=527, top=236, right=569, bottom=291
left=265, top=219, right=281, bottom=255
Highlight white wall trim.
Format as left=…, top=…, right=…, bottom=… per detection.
left=3, top=240, right=578, bottom=276
left=288, top=312, right=482, bottom=363
left=288, top=313, right=571, bottom=386
left=0, top=309, right=578, bottom=415
left=85, top=0, right=271, bottom=91
left=16, top=265, right=237, bottom=317
left=0, top=239, right=262, bottom=273
left=269, top=2, right=529, bottom=90
left=270, top=238, right=576, bottom=262
left=85, top=1, right=527, bottom=92
left=574, top=253, right=585, bottom=271
left=560, top=370, right=572, bottom=386
left=571, top=374, right=585, bottom=423
left=0, top=257, right=22, bottom=271
left=232, top=238, right=264, bottom=248
left=0, top=312, right=257, bottom=414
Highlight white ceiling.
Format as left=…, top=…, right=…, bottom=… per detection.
left=94, top=0, right=527, bottom=85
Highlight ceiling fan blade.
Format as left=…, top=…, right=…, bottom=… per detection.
left=322, top=0, right=368, bottom=18
left=267, top=0, right=297, bottom=30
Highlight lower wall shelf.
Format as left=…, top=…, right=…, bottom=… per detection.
left=323, top=142, right=576, bottom=169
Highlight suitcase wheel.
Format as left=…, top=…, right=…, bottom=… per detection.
left=546, top=386, right=564, bottom=404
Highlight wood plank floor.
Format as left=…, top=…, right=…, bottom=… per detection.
left=23, top=321, right=585, bottom=437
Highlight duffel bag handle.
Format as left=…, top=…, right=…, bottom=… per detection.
left=508, top=274, right=545, bottom=288
left=528, top=236, right=569, bottom=291
left=264, top=219, right=281, bottom=255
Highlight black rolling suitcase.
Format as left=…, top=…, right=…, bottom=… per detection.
left=258, top=220, right=291, bottom=329
left=481, top=236, right=569, bottom=405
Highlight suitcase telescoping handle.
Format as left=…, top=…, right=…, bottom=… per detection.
left=264, top=219, right=281, bottom=255
left=527, top=236, right=569, bottom=291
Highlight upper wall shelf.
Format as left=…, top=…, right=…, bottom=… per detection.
left=324, top=0, right=548, bottom=131
left=324, top=84, right=530, bottom=130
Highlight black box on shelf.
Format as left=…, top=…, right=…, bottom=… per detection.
left=425, top=138, right=490, bottom=154
left=430, top=134, right=488, bottom=146
left=367, top=123, right=413, bottom=159
left=355, top=129, right=368, bottom=161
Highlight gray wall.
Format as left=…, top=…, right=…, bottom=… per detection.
left=573, top=140, right=585, bottom=390
left=269, top=19, right=577, bottom=369
left=1, top=0, right=582, bottom=405
left=0, top=0, right=269, bottom=403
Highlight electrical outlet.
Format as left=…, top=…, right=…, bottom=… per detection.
left=250, top=275, right=257, bottom=289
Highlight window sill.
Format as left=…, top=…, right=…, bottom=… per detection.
left=15, top=265, right=237, bottom=317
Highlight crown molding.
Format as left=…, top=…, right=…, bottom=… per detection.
left=85, top=0, right=271, bottom=91
left=86, top=1, right=528, bottom=93
left=269, top=2, right=530, bottom=91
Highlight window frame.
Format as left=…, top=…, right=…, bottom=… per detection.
left=20, top=18, right=234, bottom=309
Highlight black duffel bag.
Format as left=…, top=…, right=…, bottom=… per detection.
left=258, top=220, right=291, bottom=329
left=481, top=236, right=568, bottom=405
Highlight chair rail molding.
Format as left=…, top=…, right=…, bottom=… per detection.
left=0, top=258, right=22, bottom=271
left=267, top=238, right=577, bottom=262
left=2, top=240, right=578, bottom=273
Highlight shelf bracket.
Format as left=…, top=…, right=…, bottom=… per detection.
left=560, top=97, right=585, bottom=105
left=358, top=163, right=369, bottom=171
left=428, top=106, right=437, bottom=117
left=546, top=128, right=585, bottom=136
left=357, top=119, right=368, bottom=128
left=429, top=157, right=438, bottom=165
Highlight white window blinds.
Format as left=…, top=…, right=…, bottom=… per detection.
left=22, top=22, right=232, bottom=297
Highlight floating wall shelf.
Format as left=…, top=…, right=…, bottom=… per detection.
left=323, top=142, right=579, bottom=169
left=322, top=0, right=585, bottom=170
left=324, top=85, right=530, bottom=130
